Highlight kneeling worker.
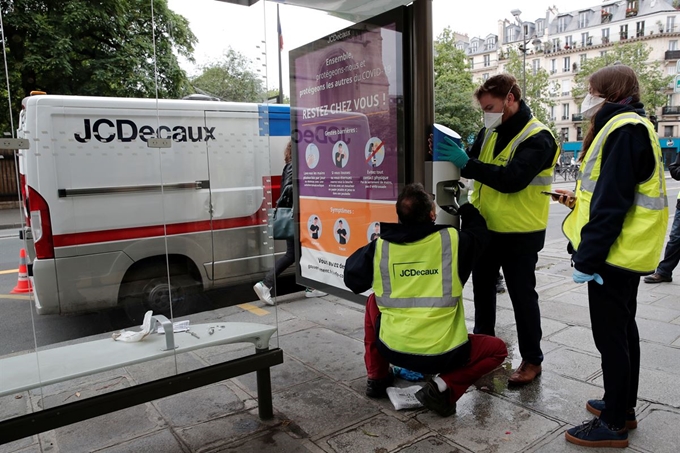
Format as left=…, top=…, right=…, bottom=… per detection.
left=344, top=183, right=508, bottom=416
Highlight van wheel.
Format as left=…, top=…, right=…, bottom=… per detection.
left=120, top=274, right=201, bottom=322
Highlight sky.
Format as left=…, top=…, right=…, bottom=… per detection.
left=166, top=0, right=611, bottom=96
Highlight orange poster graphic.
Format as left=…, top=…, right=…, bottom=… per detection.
left=299, top=197, right=396, bottom=258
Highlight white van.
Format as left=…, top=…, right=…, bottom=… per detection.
left=17, top=94, right=290, bottom=315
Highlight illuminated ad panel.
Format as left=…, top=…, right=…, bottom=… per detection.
left=290, top=7, right=406, bottom=296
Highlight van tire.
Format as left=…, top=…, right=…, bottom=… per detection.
left=118, top=259, right=202, bottom=322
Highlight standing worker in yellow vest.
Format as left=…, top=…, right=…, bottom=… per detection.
left=556, top=65, right=667, bottom=448
left=435, top=74, right=559, bottom=385
left=344, top=183, right=507, bottom=417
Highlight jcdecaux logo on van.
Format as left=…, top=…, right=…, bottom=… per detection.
left=74, top=119, right=216, bottom=143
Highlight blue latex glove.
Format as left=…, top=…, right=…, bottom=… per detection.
left=391, top=366, right=424, bottom=382
left=572, top=269, right=603, bottom=285
left=435, top=136, right=469, bottom=169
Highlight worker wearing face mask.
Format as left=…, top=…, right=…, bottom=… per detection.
left=434, top=73, right=559, bottom=386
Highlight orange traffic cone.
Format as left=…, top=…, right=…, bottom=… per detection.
left=11, top=248, right=33, bottom=294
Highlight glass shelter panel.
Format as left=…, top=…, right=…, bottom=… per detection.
left=0, top=0, right=281, bottom=443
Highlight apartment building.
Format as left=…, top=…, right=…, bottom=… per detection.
left=458, top=0, right=680, bottom=162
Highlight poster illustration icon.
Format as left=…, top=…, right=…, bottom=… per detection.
left=334, top=218, right=350, bottom=245
left=308, top=215, right=322, bottom=240
left=305, top=143, right=320, bottom=169
left=333, top=141, right=349, bottom=168
left=365, top=137, right=385, bottom=168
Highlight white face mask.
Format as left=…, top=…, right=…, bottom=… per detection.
left=581, top=94, right=606, bottom=119
left=484, top=112, right=503, bottom=129
left=483, top=88, right=513, bottom=129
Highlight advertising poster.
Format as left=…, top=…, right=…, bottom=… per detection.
left=290, top=8, right=405, bottom=296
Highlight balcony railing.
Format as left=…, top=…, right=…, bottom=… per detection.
left=662, top=106, right=680, bottom=115
left=572, top=114, right=584, bottom=122
left=665, top=50, right=680, bottom=60
left=561, top=115, right=570, bottom=120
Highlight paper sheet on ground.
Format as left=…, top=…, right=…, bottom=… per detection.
left=386, top=385, right=424, bottom=410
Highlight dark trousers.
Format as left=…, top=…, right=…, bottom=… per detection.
left=263, top=238, right=295, bottom=289
left=472, top=244, right=543, bottom=365
left=588, top=266, right=640, bottom=428
left=656, top=206, right=680, bottom=278
left=364, top=294, right=507, bottom=402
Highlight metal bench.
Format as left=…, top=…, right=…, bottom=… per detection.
left=0, top=315, right=283, bottom=445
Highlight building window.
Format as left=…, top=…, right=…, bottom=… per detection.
left=602, top=6, right=612, bottom=23
left=532, top=59, right=540, bottom=75
left=577, top=126, right=583, bottom=141
left=505, top=27, right=514, bottom=43
left=665, top=126, right=674, bottom=137
left=620, top=24, right=628, bottom=40
left=565, top=35, right=573, bottom=48
left=486, top=37, right=495, bottom=48
left=562, top=104, right=570, bottom=120
left=581, top=32, right=589, bottom=46
left=602, top=28, right=610, bottom=44
left=551, top=58, right=556, bottom=74
left=482, top=73, right=489, bottom=81
left=561, top=127, right=569, bottom=141
left=668, top=94, right=674, bottom=106
left=636, top=21, right=645, bottom=38
left=456, top=43, right=464, bottom=51
left=468, top=58, right=474, bottom=69
left=563, top=56, right=571, bottom=72
left=562, top=79, right=571, bottom=96
left=551, top=106, right=556, bottom=121
left=670, top=40, right=678, bottom=51
left=484, top=54, right=490, bottom=66
left=667, top=16, right=676, bottom=33
left=537, top=20, right=544, bottom=36
left=579, top=11, right=588, bottom=28
left=471, top=41, right=478, bottom=52
left=558, top=16, right=568, bottom=33
left=580, top=54, right=587, bottom=64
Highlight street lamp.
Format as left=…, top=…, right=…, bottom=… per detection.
left=510, top=9, right=527, bottom=99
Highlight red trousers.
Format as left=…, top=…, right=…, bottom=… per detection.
left=364, top=294, right=508, bottom=403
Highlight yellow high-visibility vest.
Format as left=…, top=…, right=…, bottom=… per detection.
left=562, top=112, right=668, bottom=273
left=373, top=229, right=468, bottom=355
left=470, top=118, right=559, bottom=233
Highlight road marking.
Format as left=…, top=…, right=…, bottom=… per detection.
left=237, top=303, right=270, bottom=316
left=0, top=269, right=18, bottom=275
left=0, top=294, right=32, bottom=300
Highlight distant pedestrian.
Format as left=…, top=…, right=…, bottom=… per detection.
left=644, top=151, right=680, bottom=283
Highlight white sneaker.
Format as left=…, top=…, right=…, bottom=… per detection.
left=305, top=288, right=328, bottom=298
left=253, top=281, right=274, bottom=305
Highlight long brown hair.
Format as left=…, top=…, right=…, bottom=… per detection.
left=579, top=64, right=641, bottom=160
left=284, top=140, right=292, bottom=164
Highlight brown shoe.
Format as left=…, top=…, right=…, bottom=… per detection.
left=643, top=273, right=672, bottom=284
left=508, top=361, right=542, bottom=385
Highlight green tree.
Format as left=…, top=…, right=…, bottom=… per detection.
left=573, top=42, right=671, bottom=117
left=0, top=0, right=196, bottom=133
left=504, top=47, right=559, bottom=130
left=190, top=48, right=266, bottom=103
left=433, top=27, right=482, bottom=145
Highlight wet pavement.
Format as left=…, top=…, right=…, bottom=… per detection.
left=2, top=234, right=680, bottom=452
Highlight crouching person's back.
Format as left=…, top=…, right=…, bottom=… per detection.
left=344, top=182, right=508, bottom=416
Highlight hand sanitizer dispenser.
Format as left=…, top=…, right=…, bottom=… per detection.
left=425, top=124, right=463, bottom=227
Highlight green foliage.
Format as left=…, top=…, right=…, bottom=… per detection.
left=504, top=47, right=559, bottom=130
left=0, top=0, right=197, bottom=134
left=433, top=27, right=482, bottom=145
left=190, top=48, right=266, bottom=103
left=573, top=42, right=671, bottom=115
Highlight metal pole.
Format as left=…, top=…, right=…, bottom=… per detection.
left=522, top=25, right=527, bottom=99
left=409, top=0, right=434, bottom=185
left=277, top=4, right=284, bottom=104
